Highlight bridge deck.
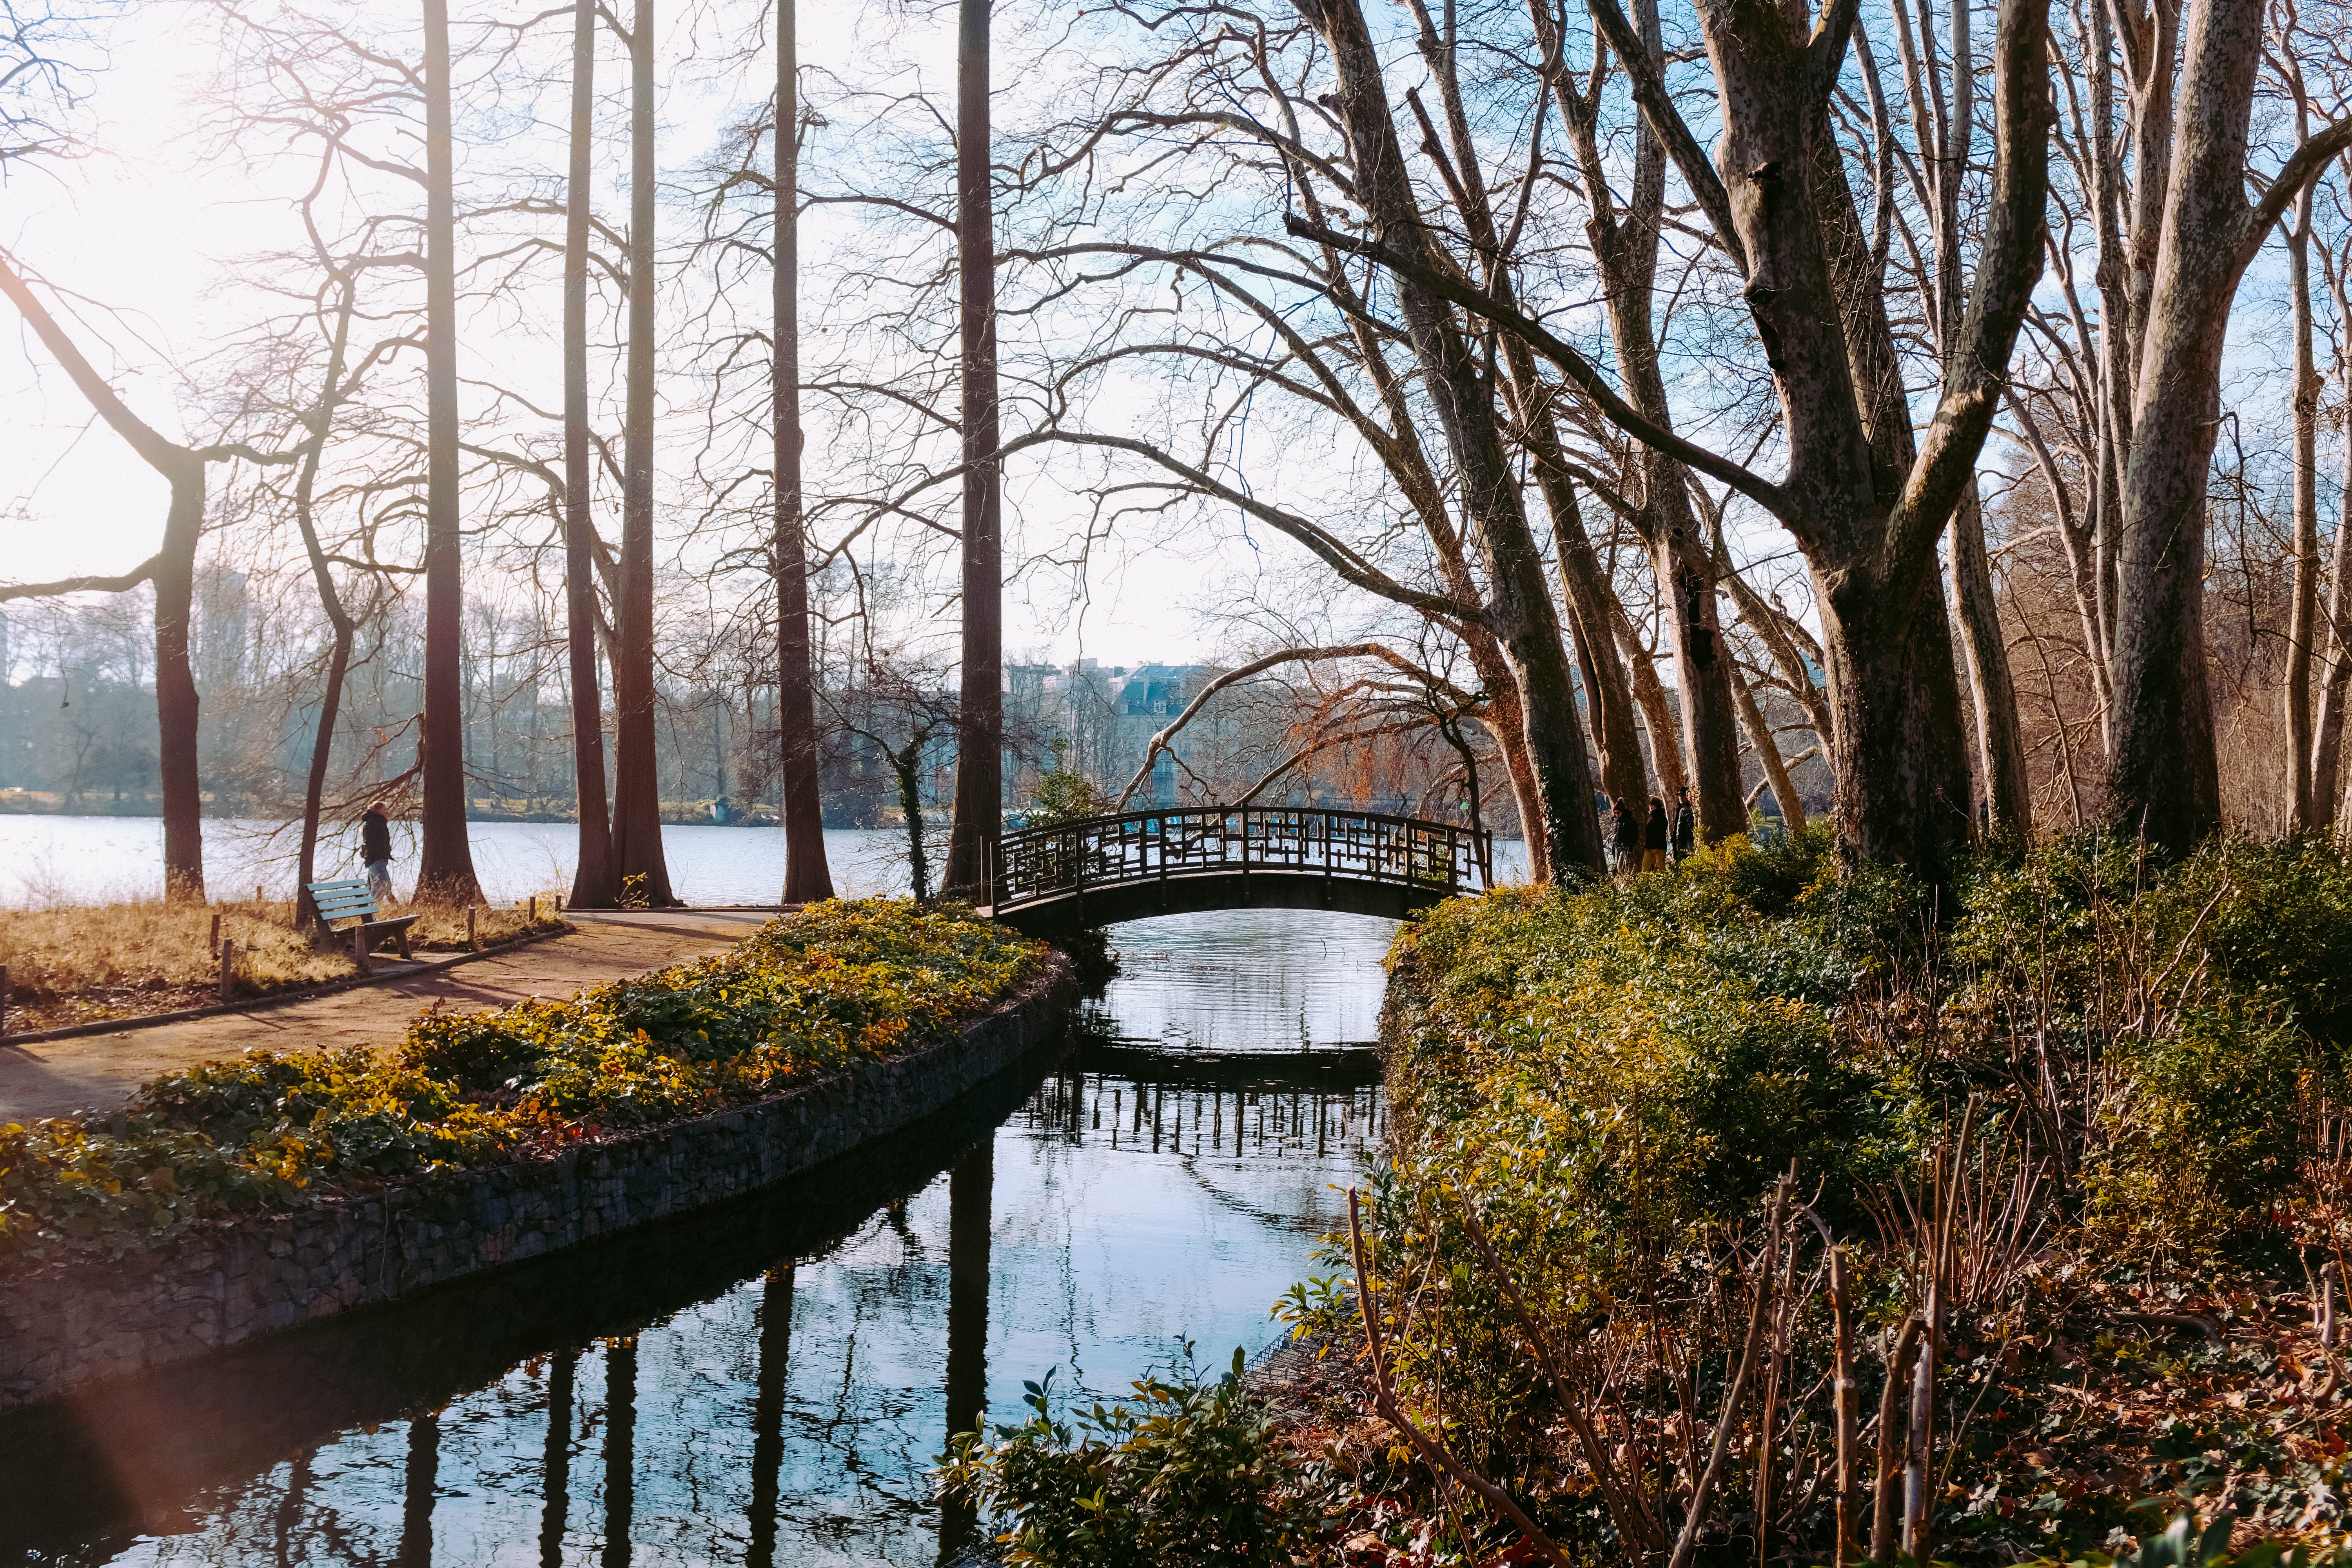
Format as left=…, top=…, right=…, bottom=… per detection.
left=982, top=806, right=1491, bottom=934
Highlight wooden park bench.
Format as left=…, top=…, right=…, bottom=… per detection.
left=307, top=878, right=422, bottom=973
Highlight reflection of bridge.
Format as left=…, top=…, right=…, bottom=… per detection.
left=980, top=806, right=1493, bottom=936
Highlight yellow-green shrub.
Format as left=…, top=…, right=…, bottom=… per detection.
left=0, top=900, right=1042, bottom=1259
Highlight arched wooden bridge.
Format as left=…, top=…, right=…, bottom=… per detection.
left=979, top=806, right=1494, bottom=936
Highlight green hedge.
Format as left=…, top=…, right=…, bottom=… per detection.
left=0, top=899, right=1042, bottom=1259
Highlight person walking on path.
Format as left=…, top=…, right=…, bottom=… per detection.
left=1609, top=796, right=1640, bottom=877
left=360, top=802, right=396, bottom=904
left=1671, top=788, right=1695, bottom=862
left=1642, top=797, right=1670, bottom=873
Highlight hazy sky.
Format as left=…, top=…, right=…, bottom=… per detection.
left=1, top=0, right=1218, bottom=668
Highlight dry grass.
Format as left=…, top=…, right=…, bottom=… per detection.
left=0, top=895, right=571, bottom=1033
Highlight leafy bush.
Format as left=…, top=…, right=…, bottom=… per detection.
left=1364, top=829, right=2352, bottom=1501
left=0, top=900, right=1041, bottom=1258
left=936, top=1351, right=1317, bottom=1567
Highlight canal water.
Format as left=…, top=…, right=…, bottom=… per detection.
left=0, top=909, right=1399, bottom=1565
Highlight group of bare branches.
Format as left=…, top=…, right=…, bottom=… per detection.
left=9, top=0, right=2352, bottom=902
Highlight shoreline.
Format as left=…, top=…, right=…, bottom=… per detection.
left=0, top=951, right=1077, bottom=1413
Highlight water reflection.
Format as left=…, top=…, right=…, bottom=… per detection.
left=0, top=910, right=1397, bottom=1565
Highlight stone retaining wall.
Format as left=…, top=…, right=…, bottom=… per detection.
left=0, top=954, right=1074, bottom=1413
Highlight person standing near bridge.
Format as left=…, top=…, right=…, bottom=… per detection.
left=1642, top=798, right=1669, bottom=873
left=360, top=802, right=396, bottom=904
left=1609, top=797, right=1640, bottom=877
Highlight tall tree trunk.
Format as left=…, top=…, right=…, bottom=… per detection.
left=1544, top=0, right=1743, bottom=840
left=1509, top=381, right=1644, bottom=809
left=0, top=252, right=209, bottom=900
left=942, top=0, right=1002, bottom=901
left=153, top=474, right=207, bottom=902
left=564, top=0, right=616, bottom=909
left=2312, top=343, right=2352, bottom=828
left=2103, top=0, right=2352, bottom=851
left=610, top=0, right=676, bottom=904
left=418, top=0, right=482, bottom=903
left=774, top=2, right=833, bottom=904
left=1730, top=655, right=1807, bottom=834
left=1478, top=661, right=1553, bottom=879
left=1613, top=605, right=1688, bottom=804
left=1951, top=481, right=2030, bottom=829
left=2288, top=191, right=2323, bottom=828
left=1301, top=0, right=1604, bottom=878
left=296, top=278, right=360, bottom=927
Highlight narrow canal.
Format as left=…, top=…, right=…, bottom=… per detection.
left=0, top=909, right=1398, bottom=1565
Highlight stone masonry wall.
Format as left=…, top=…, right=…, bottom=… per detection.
left=0, top=955, right=1074, bottom=1413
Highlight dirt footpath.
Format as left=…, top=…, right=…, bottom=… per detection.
left=0, top=909, right=775, bottom=1126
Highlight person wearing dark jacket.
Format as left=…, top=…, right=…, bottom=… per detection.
left=1642, top=797, right=1670, bottom=873
left=360, top=803, right=395, bottom=903
left=1609, top=796, right=1640, bottom=877
left=1671, top=788, right=1695, bottom=861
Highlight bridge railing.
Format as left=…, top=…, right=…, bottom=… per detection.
left=985, top=806, right=1494, bottom=912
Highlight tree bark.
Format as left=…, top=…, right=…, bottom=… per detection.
left=610, top=0, right=677, bottom=905
left=2288, top=191, right=2323, bottom=828
left=2313, top=349, right=2352, bottom=829
left=774, top=0, right=833, bottom=904
left=941, top=0, right=1002, bottom=902
left=1523, top=422, right=1645, bottom=806
left=1951, top=480, right=2030, bottom=830
left=564, top=0, right=617, bottom=909
left=418, top=0, right=483, bottom=903
left=2103, top=0, right=2352, bottom=851
left=1298, top=0, right=1605, bottom=879
left=0, top=252, right=209, bottom=900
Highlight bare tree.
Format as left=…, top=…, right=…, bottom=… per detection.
left=609, top=0, right=675, bottom=905
left=773, top=0, right=831, bottom=904
left=940, top=0, right=1002, bottom=899
left=563, top=0, right=616, bottom=908
left=2100, top=0, right=2352, bottom=851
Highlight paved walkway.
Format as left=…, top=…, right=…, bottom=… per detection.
left=0, top=909, right=776, bottom=1126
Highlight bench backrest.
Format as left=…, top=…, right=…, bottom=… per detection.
left=308, top=878, right=379, bottom=922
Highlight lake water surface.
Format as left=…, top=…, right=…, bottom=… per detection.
left=0, top=815, right=1528, bottom=908
left=0, top=907, right=1401, bottom=1565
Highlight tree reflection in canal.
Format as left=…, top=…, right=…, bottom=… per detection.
left=0, top=909, right=1400, bottom=1566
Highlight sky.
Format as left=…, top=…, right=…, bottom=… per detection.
left=0, top=0, right=1219, bottom=670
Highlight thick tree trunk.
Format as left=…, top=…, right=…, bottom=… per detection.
left=1951, top=481, right=2031, bottom=830
left=418, top=0, right=482, bottom=904
left=1477, top=657, right=1554, bottom=880
left=2105, top=0, right=2283, bottom=853
left=564, top=0, right=616, bottom=909
left=773, top=4, right=833, bottom=905
left=941, top=0, right=1002, bottom=902
left=2288, top=198, right=2323, bottom=828
left=610, top=0, right=677, bottom=905
left=1302, top=0, right=1604, bottom=878
left=1820, top=569, right=1977, bottom=873
left=0, top=253, right=210, bottom=900
left=154, top=472, right=207, bottom=902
